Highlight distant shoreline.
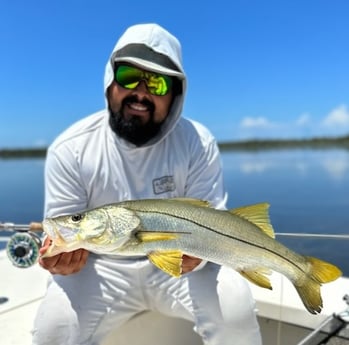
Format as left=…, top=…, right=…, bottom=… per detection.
left=1, top=134, right=349, bottom=158
left=218, top=134, right=349, bottom=151
left=0, top=147, right=47, bottom=159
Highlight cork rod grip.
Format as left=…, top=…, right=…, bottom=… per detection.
left=29, top=222, right=43, bottom=231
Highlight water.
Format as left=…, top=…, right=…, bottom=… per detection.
left=0, top=149, right=348, bottom=275
left=0, top=159, right=45, bottom=224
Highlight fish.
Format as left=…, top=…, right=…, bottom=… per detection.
left=42, top=198, right=342, bottom=314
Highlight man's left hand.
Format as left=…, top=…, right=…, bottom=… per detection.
left=181, top=255, right=203, bottom=274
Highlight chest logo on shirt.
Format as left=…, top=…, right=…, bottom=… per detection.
left=153, top=176, right=176, bottom=194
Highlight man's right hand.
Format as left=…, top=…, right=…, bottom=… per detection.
left=38, top=236, right=89, bottom=275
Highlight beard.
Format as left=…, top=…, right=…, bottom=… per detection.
left=109, top=95, right=164, bottom=146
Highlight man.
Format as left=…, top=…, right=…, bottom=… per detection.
left=32, top=23, right=262, bottom=345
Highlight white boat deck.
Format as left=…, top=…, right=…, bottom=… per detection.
left=1, top=249, right=348, bottom=345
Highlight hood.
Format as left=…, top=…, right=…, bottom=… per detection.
left=104, top=23, right=187, bottom=147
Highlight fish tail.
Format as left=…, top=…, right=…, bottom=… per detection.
left=295, top=256, right=342, bottom=314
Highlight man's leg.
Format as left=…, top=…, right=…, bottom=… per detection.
left=32, top=255, right=149, bottom=345
left=148, top=262, right=262, bottom=345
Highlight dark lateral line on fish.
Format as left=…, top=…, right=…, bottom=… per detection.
left=138, top=209, right=308, bottom=276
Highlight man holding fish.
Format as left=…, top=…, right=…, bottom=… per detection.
left=32, top=23, right=263, bottom=344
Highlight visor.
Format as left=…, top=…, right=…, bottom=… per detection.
left=112, top=43, right=184, bottom=78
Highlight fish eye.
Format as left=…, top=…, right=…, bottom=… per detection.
left=71, top=214, right=83, bottom=222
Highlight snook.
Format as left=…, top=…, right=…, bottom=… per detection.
left=42, top=198, right=342, bottom=314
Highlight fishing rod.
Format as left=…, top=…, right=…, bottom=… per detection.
left=0, top=222, right=43, bottom=232
left=276, top=232, right=349, bottom=239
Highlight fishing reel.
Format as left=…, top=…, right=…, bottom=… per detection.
left=1, top=222, right=43, bottom=268
left=6, top=232, right=42, bottom=268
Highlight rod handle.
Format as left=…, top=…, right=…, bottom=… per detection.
left=29, top=222, right=43, bottom=231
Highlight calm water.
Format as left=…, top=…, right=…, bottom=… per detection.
left=1, top=149, right=348, bottom=275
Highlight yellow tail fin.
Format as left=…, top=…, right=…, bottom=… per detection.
left=295, top=257, right=342, bottom=314
left=306, top=256, right=342, bottom=283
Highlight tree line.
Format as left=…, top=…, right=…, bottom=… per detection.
left=1, top=134, right=349, bottom=158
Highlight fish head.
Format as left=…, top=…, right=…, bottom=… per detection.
left=41, top=205, right=141, bottom=257
left=41, top=208, right=112, bottom=256
left=43, top=208, right=109, bottom=242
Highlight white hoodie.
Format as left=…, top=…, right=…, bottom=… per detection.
left=44, top=23, right=227, bottom=218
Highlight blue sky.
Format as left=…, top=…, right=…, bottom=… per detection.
left=1, top=0, right=349, bottom=148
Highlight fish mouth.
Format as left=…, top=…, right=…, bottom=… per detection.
left=42, top=220, right=76, bottom=243
left=42, top=219, right=55, bottom=238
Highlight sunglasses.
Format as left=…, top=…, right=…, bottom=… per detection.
left=114, top=65, right=173, bottom=96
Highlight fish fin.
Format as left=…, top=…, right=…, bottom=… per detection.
left=294, top=257, right=342, bottom=314
left=294, top=278, right=323, bottom=314
left=239, top=268, right=273, bottom=290
left=136, top=231, right=178, bottom=242
left=230, top=203, right=275, bottom=238
left=306, top=256, right=342, bottom=283
left=148, top=250, right=183, bottom=277
left=171, top=198, right=211, bottom=207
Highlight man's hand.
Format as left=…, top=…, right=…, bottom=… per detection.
left=38, top=237, right=89, bottom=275
left=181, top=255, right=203, bottom=274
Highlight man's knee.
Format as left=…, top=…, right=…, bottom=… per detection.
left=32, top=307, right=79, bottom=345
left=32, top=283, right=79, bottom=345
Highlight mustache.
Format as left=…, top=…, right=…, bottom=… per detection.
left=122, top=95, right=155, bottom=113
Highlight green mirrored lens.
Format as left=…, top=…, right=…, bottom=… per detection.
left=116, top=65, right=143, bottom=89
left=146, top=74, right=171, bottom=96
left=115, top=65, right=172, bottom=96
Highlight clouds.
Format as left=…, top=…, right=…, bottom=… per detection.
left=322, top=105, right=349, bottom=127
left=240, top=116, right=274, bottom=128
left=237, top=104, right=349, bottom=139
left=296, top=113, right=311, bottom=126
left=237, top=150, right=349, bottom=181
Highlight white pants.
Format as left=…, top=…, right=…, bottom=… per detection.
left=32, top=254, right=262, bottom=345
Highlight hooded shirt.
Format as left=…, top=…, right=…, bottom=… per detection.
left=44, top=23, right=227, bottom=219
left=105, top=23, right=186, bottom=148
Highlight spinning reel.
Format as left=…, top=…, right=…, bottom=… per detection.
left=0, top=222, right=43, bottom=268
